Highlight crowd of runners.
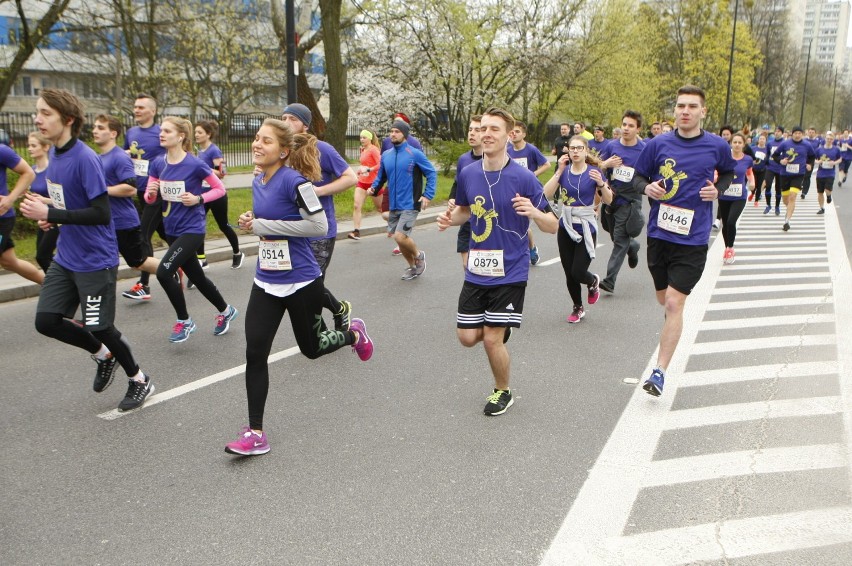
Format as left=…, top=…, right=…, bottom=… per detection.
left=0, top=85, right=845, bottom=456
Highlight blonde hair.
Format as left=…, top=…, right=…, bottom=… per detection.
left=28, top=131, right=52, bottom=149
left=162, top=116, right=193, bottom=153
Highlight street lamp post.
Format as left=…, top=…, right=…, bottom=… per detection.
left=830, top=70, right=838, bottom=131
left=723, top=0, right=740, bottom=126
left=800, top=38, right=813, bottom=126
left=286, top=0, right=297, bottom=104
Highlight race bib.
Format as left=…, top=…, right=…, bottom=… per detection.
left=467, top=249, right=505, bottom=277
left=842, top=144, right=849, bottom=152
left=820, top=161, right=834, bottom=169
left=258, top=239, right=292, bottom=270
left=47, top=180, right=66, bottom=210
left=160, top=180, right=186, bottom=202
left=785, top=163, right=800, bottom=174
left=512, top=157, right=528, bottom=169
left=754, top=151, right=766, bottom=161
left=724, top=183, right=743, bottom=198
left=612, top=166, right=635, bottom=183
left=133, top=159, right=150, bottom=177
left=657, top=203, right=694, bottom=236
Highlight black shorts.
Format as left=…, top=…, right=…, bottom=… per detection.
left=0, top=216, right=14, bottom=253
left=116, top=226, right=148, bottom=268
left=778, top=175, right=805, bottom=194
left=37, top=262, right=118, bottom=331
left=816, top=177, right=835, bottom=193
left=309, top=237, right=335, bottom=276
left=646, top=237, right=708, bottom=296
left=456, top=221, right=471, bottom=253
left=457, top=281, right=525, bottom=328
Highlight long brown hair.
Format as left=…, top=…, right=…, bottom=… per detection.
left=569, top=135, right=602, bottom=167
left=262, top=118, right=321, bottom=181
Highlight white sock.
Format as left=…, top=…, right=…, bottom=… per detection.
left=131, top=371, right=146, bottom=384
left=219, top=306, right=231, bottom=315
left=95, top=345, right=111, bottom=360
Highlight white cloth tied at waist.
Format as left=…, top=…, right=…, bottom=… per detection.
left=561, top=205, right=598, bottom=259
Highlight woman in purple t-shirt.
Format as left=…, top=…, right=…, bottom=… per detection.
left=194, top=119, right=244, bottom=269
left=27, top=131, right=59, bottom=273
left=543, top=135, right=613, bottom=324
left=144, top=117, right=237, bottom=343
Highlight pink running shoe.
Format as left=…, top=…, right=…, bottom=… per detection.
left=567, top=305, right=585, bottom=323
left=392, top=247, right=402, bottom=256
left=587, top=274, right=601, bottom=305
left=350, top=318, right=374, bottom=361
left=225, top=427, right=270, bottom=456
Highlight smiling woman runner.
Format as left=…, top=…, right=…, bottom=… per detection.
left=143, top=116, right=238, bottom=343
left=225, top=119, right=374, bottom=457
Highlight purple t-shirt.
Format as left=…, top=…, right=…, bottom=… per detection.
left=197, top=143, right=224, bottom=169
left=48, top=141, right=118, bottom=271
left=311, top=140, right=350, bottom=240
left=750, top=145, right=768, bottom=171
left=601, top=139, right=646, bottom=206
left=774, top=138, right=816, bottom=177
left=634, top=130, right=736, bottom=246
left=0, top=144, right=23, bottom=219
left=816, top=146, right=841, bottom=178
left=588, top=139, right=609, bottom=158
left=30, top=168, right=48, bottom=197
left=720, top=155, right=753, bottom=201
left=766, top=140, right=784, bottom=174
left=557, top=165, right=602, bottom=234
left=124, top=124, right=165, bottom=193
left=101, top=146, right=140, bottom=230
left=252, top=166, right=322, bottom=286
left=149, top=154, right=213, bottom=236
left=456, top=159, right=549, bottom=286
left=507, top=143, right=548, bottom=173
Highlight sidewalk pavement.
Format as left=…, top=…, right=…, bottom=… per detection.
left=0, top=205, right=446, bottom=304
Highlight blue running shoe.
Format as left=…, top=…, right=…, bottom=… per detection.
left=643, top=368, right=665, bottom=397
left=170, top=318, right=196, bottom=343
left=214, top=305, right=239, bottom=336
left=763, top=205, right=771, bottom=215
left=529, top=246, right=540, bottom=266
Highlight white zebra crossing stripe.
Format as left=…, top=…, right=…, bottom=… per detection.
left=664, top=396, right=842, bottom=429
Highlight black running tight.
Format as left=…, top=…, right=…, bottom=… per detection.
left=718, top=199, right=746, bottom=248
left=157, top=233, right=227, bottom=320
left=197, top=194, right=240, bottom=256
left=35, top=313, right=140, bottom=376
left=244, top=279, right=355, bottom=430
left=557, top=224, right=596, bottom=307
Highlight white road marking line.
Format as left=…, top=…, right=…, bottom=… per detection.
left=697, top=313, right=835, bottom=330
left=738, top=235, right=827, bottom=240
left=716, top=272, right=831, bottom=281
left=538, top=257, right=562, bottom=266
left=710, top=282, right=832, bottom=294
left=546, top=507, right=852, bottom=565
left=688, top=334, right=833, bottom=355
left=664, top=396, right=842, bottom=430
left=721, top=261, right=829, bottom=270
left=680, top=361, right=840, bottom=388
left=723, top=253, right=828, bottom=261
left=734, top=246, right=826, bottom=252
left=97, top=346, right=301, bottom=420
left=641, top=444, right=846, bottom=487
left=705, top=296, right=830, bottom=310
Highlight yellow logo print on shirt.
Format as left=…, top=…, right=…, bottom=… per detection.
left=658, top=158, right=688, bottom=200
left=128, top=141, right=146, bottom=159
left=786, top=148, right=798, bottom=162
left=470, top=195, right=498, bottom=243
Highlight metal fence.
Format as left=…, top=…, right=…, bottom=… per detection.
left=0, top=112, right=435, bottom=167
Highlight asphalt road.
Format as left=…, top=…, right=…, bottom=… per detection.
left=2, top=185, right=850, bottom=565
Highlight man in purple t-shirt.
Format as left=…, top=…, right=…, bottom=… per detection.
left=93, top=114, right=160, bottom=278
left=20, top=88, right=153, bottom=412
left=122, top=93, right=166, bottom=300
left=437, top=107, right=558, bottom=416
left=281, top=103, right=359, bottom=331
left=631, top=85, right=736, bottom=398
left=507, top=120, right=549, bottom=266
